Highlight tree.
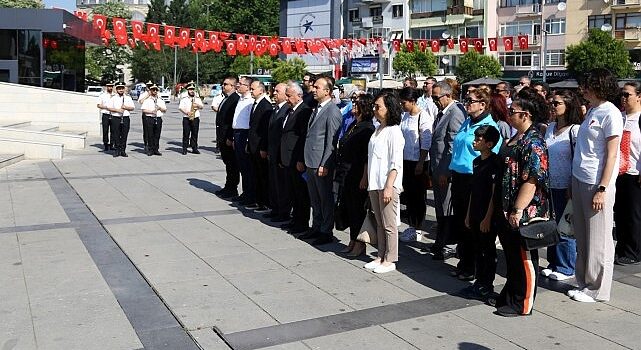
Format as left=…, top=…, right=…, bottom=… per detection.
left=455, top=51, right=503, bottom=84
left=85, top=2, right=132, bottom=83
left=271, top=58, right=307, bottom=83
left=566, top=28, right=635, bottom=79
left=230, top=55, right=277, bottom=76
left=0, top=0, right=43, bottom=8
left=145, top=0, right=168, bottom=24
left=167, top=0, right=192, bottom=27
left=392, top=44, right=438, bottom=77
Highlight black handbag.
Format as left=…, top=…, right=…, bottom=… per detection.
left=519, top=218, right=560, bottom=250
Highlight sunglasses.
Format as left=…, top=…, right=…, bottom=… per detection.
left=432, top=94, right=447, bottom=100
left=508, top=107, right=529, bottom=115
left=549, top=101, right=564, bottom=107
left=622, top=92, right=635, bottom=98
left=464, top=98, right=482, bottom=105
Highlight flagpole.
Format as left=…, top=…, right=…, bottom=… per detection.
left=174, top=44, right=177, bottom=99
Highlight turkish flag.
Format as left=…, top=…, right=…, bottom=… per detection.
left=295, top=39, right=306, bottom=54
left=236, top=35, right=247, bottom=52
left=418, top=40, right=427, bottom=52
left=146, top=23, right=160, bottom=43
left=131, top=21, right=143, bottom=40
left=431, top=39, right=440, bottom=52
left=178, top=28, right=190, bottom=48
left=392, top=39, right=401, bottom=52
left=503, top=36, right=513, bottom=51
left=488, top=38, right=498, bottom=52
left=281, top=38, right=292, bottom=54
left=163, top=26, right=175, bottom=46
left=92, top=14, right=107, bottom=33
left=112, top=18, right=127, bottom=37
left=248, top=35, right=257, bottom=52
left=255, top=42, right=267, bottom=56
left=102, top=29, right=111, bottom=42
left=405, top=40, right=414, bottom=52
left=447, top=38, right=455, bottom=49
left=194, top=30, right=206, bottom=50
left=306, top=39, right=316, bottom=53
left=473, top=39, right=483, bottom=53
left=226, top=40, right=237, bottom=56
left=518, top=35, right=528, bottom=50
left=460, top=39, right=469, bottom=53
left=269, top=41, right=279, bottom=56
left=315, top=38, right=325, bottom=51
left=128, top=37, right=136, bottom=48
left=219, top=32, right=230, bottom=40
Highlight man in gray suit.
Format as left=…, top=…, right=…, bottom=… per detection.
left=299, top=76, right=343, bottom=245
left=429, top=81, right=467, bottom=260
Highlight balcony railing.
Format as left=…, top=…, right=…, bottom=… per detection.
left=372, top=15, right=384, bottom=24
left=448, top=5, right=474, bottom=16
left=611, top=0, right=641, bottom=6
left=515, top=3, right=541, bottom=16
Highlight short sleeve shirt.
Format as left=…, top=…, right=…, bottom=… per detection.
left=572, top=101, right=623, bottom=185
left=545, top=122, right=579, bottom=189
left=469, top=153, right=502, bottom=225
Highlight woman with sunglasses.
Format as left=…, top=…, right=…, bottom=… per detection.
left=363, top=91, right=405, bottom=274
left=334, top=94, right=375, bottom=257
left=541, top=89, right=584, bottom=282
left=449, top=88, right=502, bottom=280
left=569, top=68, right=623, bottom=303
left=614, top=82, right=641, bottom=266
left=398, top=87, right=434, bottom=242
left=491, top=87, right=551, bottom=317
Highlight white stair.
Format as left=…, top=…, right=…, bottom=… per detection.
left=0, top=153, right=25, bottom=169
left=0, top=123, right=86, bottom=150
left=0, top=138, right=64, bottom=160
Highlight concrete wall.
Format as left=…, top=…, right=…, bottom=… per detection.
left=0, top=82, right=100, bottom=136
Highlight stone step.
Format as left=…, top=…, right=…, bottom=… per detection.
left=0, top=126, right=85, bottom=150
left=0, top=138, right=63, bottom=160
left=0, top=153, right=24, bottom=169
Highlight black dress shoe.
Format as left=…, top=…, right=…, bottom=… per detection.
left=113, top=151, right=120, bottom=157
left=182, top=148, right=188, bottom=155
left=215, top=189, right=226, bottom=195
left=154, top=151, right=162, bottom=156
left=192, top=149, right=200, bottom=154
left=147, top=151, right=153, bottom=156
left=289, top=226, right=309, bottom=234
left=219, top=191, right=238, bottom=199
left=271, top=215, right=291, bottom=223
left=311, top=236, right=333, bottom=246
left=298, top=229, right=320, bottom=240
left=615, top=256, right=640, bottom=266
left=280, top=222, right=294, bottom=229
left=121, top=151, right=128, bottom=157
left=494, top=306, right=529, bottom=317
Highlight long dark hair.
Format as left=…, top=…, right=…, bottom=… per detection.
left=514, top=87, right=550, bottom=125
left=579, top=68, right=619, bottom=102
left=354, top=94, right=374, bottom=122
left=374, top=91, right=403, bottom=126
left=489, top=93, right=509, bottom=123
left=552, top=89, right=584, bottom=125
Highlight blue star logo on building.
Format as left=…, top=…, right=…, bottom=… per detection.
left=302, top=20, right=314, bottom=33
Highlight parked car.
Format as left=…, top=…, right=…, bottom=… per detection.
left=159, top=88, right=171, bottom=103
left=86, top=86, right=103, bottom=96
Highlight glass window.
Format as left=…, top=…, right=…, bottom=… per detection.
left=500, top=0, right=536, bottom=7
left=588, top=15, right=612, bottom=30
left=499, top=51, right=536, bottom=68
left=545, top=18, right=565, bottom=35
left=410, top=26, right=447, bottom=39
left=392, top=4, right=403, bottom=18
left=500, top=21, right=534, bottom=36
left=546, top=50, right=565, bottom=66
left=369, top=6, right=382, bottom=16
left=17, top=30, right=41, bottom=87
left=411, top=0, right=446, bottom=13
left=349, top=9, right=359, bottom=22
left=0, top=29, right=18, bottom=60
left=616, top=13, right=641, bottom=30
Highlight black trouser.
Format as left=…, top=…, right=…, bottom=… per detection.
left=451, top=171, right=474, bottom=275
left=287, top=165, right=310, bottom=230
left=268, top=157, right=291, bottom=217
left=110, top=116, right=130, bottom=152
left=496, top=217, right=539, bottom=315
left=101, top=113, right=112, bottom=147
left=471, top=224, right=498, bottom=289
left=143, top=116, right=162, bottom=152
left=250, top=151, right=270, bottom=207
left=342, top=176, right=368, bottom=241
left=142, top=115, right=148, bottom=148
left=615, top=174, right=641, bottom=261
left=182, top=117, right=200, bottom=150
left=402, top=160, right=427, bottom=229
left=220, top=142, right=240, bottom=192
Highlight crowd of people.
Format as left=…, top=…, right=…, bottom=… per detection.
left=99, top=68, right=638, bottom=318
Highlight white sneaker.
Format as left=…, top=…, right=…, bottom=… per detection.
left=566, top=289, right=581, bottom=298
left=373, top=263, right=396, bottom=274
left=549, top=272, right=574, bottom=281
left=541, top=268, right=553, bottom=277
left=364, top=260, right=381, bottom=270
left=572, top=291, right=596, bottom=303
left=399, top=227, right=417, bottom=242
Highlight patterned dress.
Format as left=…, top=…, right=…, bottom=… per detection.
left=501, top=126, right=552, bottom=224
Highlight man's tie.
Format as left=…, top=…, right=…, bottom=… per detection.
left=250, top=101, right=257, bottom=119
left=283, top=108, right=293, bottom=128
left=309, top=106, right=319, bottom=126
left=433, top=110, right=444, bottom=129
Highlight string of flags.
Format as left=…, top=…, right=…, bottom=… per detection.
left=74, top=11, right=534, bottom=57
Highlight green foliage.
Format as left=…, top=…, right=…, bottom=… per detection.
left=455, top=50, right=503, bottom=84
left=392, top=44, right=438, bottom=77
left=188, top=0, right=279, bottom=35
left=0, top=0, right=43, bottom=8
left=230, top=55, right=277, bottom=76
left=565, top=28, right=635, bottom=79
left=85, top=2, right=132, bottom=83
left=145, top=0, right=168, bottom=24
left=271, top=58, right=307, bottom=83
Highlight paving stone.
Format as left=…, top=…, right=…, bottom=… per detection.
left=153, top=276, right=239, bottom=309
left=137, top=258, right=220, bottom=284
left=189, top=329, right=231, bottom=350
left=302, top=326, right=416, bottom=350
left=250, top=287, right=350, bottom=323
left=203, top=251, right=282, bottom=276
left=225, top=269, right=318, bottom=296
left=158, top=217, right=235, bottom=243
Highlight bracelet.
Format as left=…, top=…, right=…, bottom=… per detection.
left=511, top=208, right=523, bottom=214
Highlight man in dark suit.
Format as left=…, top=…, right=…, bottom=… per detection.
left=300, top=76, right=343, bottom=246
left=214, top=76, right=241, bottom=199
left=430, top=81, right=467, bottom=260
left=280, top=82, right=313, bottom=234
left=266, top=83, right=292, bottom=222
left=247, top=80, right=273, bottom=212
left=302, top=72, right=318, bottom=109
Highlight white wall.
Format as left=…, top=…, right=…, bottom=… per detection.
left=0, top=82, right=100, bottom=136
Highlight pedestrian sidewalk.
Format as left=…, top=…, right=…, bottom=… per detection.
left=2, top=106, right=641, bottom=350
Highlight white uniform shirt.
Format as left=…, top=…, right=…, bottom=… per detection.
left=620, top=111, right=641, bottom=176
left=138, top=91, right=150, bottom=104
left=367, top=125, right=405, bottom=191
left=400, top=110, right=433, bottom=161
left=108, top=94, right=135, bottom=117
left=98, top=91, right=112, bottom=114
left=572, top=101, right=623, bottom=185
left=179, top=96, right=204, bottom=119
left=141, top=96, right=166, bottom=117
left=232, top=93, right=253, bottom=129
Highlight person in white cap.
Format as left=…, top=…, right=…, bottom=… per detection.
left=178, top=81, right=204, bottom=154
left=140, top=84, right=167, bottom=156
left=107, top=82, right=135, bottom=157
left=96, top=80, right=114, bottom=152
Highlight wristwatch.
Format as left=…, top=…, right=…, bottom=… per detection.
left=511, top=207, right=523, bottom=214
left=597, top=185, right=607, bottom=193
